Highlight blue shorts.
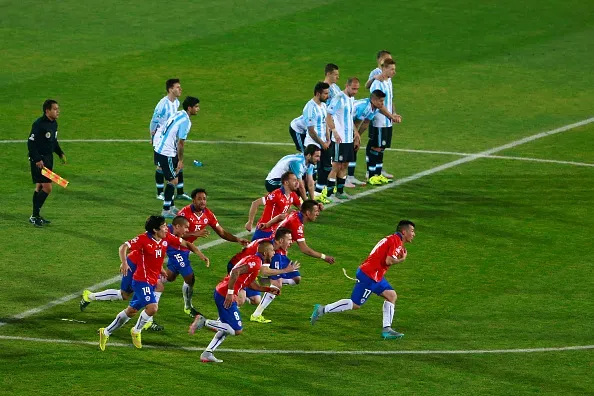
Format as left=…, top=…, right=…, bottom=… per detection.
left=167, top=250, right=193, bottom=278
left=350, top=269, right=393, bottom=306
left=120, top=258, right=137, bottom=294
left=214, top=290, right=243, bottom=331
left=269, top=253, right=300, bottom=280
left=129, top=281, right=157, bottom=310
left=252, top=228, right=273, bottom=241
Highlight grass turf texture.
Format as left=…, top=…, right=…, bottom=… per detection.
left=1, top=0, right=593, bottom=394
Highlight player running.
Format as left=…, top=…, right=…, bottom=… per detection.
left=310, top=220, right=416, bottom=339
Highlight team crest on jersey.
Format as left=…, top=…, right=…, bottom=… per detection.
left=204, top=219, right=208, bottom=224
left=45, top=132, right=51, bottom=138
left=162, top=241, right=168, bottom=247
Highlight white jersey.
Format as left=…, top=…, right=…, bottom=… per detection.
left=150, top=96, right=179, bottom=134
left=266, top=153, right=315, bottom=182
left=153, top=110, right=191, bottom=157
left=353, top=98, right=379, bottom=121
left=368, top=68, right=382, bottom=84
left=328, top=83, right=341, bottom=103
left=370, top=78, right=393, bottom=128
left=290, top=116, right=307, bottom=134
left=327, top=91, right=355, bottom=143
left=302, top=99, right=328, bottom=148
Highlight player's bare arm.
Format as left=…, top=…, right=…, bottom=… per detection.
left=247, top=280, right=281, bottom=295
left=307, top=126, right=328, bottom=149
left=118, top=243, right=130, bottom=275
left=176, top=139, right=185, bottom=170
left=225, top=265, right=249, bottom=308
left=215, top=225, right=249, bottom=246
left=260, top=261, right=301, bottom=277
left=296, top=240, right=335, bottom=264
left=184, top=229, right=210, bottom=238
left=245, top=197, right=264, bottom=231
left=181, top=240, right=210, bottom=267
left=386, top=250, right=407, bottom=266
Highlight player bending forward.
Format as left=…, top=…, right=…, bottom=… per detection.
left=310, top=220, right=415, bottom=340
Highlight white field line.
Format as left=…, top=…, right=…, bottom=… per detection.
left=0, top=335, right=592, bottom=355
left=1, top=116, right=593, bottom=328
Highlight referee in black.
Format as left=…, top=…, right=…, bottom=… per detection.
left=27, top=99, right=67, bottom=227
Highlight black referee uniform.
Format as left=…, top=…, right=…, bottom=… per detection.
left=27, top=113, right=64, bottom=225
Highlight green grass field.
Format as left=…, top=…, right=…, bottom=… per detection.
left=1, top=0, right=593, bottom=394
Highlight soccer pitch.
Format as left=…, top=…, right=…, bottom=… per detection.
left=1, top=0, right=593, bottom=395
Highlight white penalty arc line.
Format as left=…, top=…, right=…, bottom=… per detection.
left=0, top=335, right=592, bottom=355
left=1, top=116, right=593, bottom=328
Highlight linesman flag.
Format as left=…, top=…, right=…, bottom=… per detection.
left=41, top=167, right=69, bottom=188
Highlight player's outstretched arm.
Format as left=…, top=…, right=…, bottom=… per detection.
left=296, top=241, right=335, bottom=264
left=118, top=243, right=130, bottom=275
left=247, top=281, right=281, bottom=295
left=261, top=213, right=285, bottom=230
left=246, top=197, right=264, bottom=232
left=260, top=261, right=301, bottom=277
left=181, top=240, right=210, bottom=267
left=215, top=225, right=249, bottom=246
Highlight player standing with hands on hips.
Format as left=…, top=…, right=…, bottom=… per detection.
left=27, top=99, right=67, bottom=227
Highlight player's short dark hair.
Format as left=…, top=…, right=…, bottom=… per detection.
left=257, top=240, right=274, bottom=254
left=172, top=216, right=189, bottom=226
left=324, top=63, right=339, bottom=75
left=397, top=220, right=415, bottom=232
left=300, top=199, right=319, bottom=214
left=370, top=90, right=386, bottom=100
left=281, top=171, right=295, bottom=184
left=304, top=144, right=321, bottom=157
left=347, top=77, right=360, bottom=85
left=274, top=227, right=292, bottom=240
left=191, top=188, right=207, bottom=198
left=43, top=99, right=58, bottom=113
left=145, top=215, right=166, bottom=233
left=182, top=96, right=200, bottom=111
left=314, top=81, right=330, bottom=96
left=376, top=50, right=391, bottom=60
left=166, top=78, right=180, bottom=92
left=382, top=58, right=396, bottom=68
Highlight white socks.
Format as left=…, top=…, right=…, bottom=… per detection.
left=282, top=279, right=296, bottom=286
left=205, top=331, right=226, bottom=352
left=182, top=282, right=193, bottom=309
left=105, top=310, right=130, bottom=336
left=382, top=301, right=395, bottom=329
left=154, top=291, right=162, bottom=303
left=205, top=319, right=236, bottom=336
left=133, top=310, right=152, bottom=332
left=90, top=289, right=122, bottom=301
left=253, top=292, right=276, bottom=316
left=323, top=299, right=353, bottom=314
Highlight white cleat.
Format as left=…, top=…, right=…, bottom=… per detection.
left=200, top=351, right=223, bottom=363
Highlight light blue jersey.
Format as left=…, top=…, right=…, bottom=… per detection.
left=327, top=91, right=355, bottom=143
left=290, top=115, right=307, bottom=134
left=368, top=68, right=382, bottom=84
left=370, top=78, right=393, bottom=128
left=353, top=98, right=379, bottom=121
left=153, top=110, right=191, bottom=157
left=302, top=99, right=328, bottom=148
left=150, top=96, right=179, bottom=135
left=328, top=83, right=341, bottom=103
left=266, top=153, right=315, bottom=183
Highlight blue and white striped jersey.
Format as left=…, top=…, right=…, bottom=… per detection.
left=290, top=115, right=307, bottom=134
left=328, top=83, right=341, bottom=103
left=370, top=78, right=393, bottom=128
left=302, top=99, right=328, bottom=148
left=353, top=98, right=379, bottom=121
left=266, top=153, right=315, bottom=182
left=150, top=96, right=179, bottom=134
left=368, top=68, right=382, bottom=83
left=327, top=91, right=355, bottom=143
left=153, top=110, right=191, bottom=157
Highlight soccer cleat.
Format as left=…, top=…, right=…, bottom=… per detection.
left=184, top=306, right=202, bottom=318
left=344, top=180, right=356, bottom=188
left=368, top=175, right=384, bottom=186
left=314, top=193, right=331, bottom=205
left=200, top=351, right=223, bottom=363
left=143, top=320, right=164, bottom=331
left=80, top=290, right=91, bottom=311
left=38, top=216, right=51, bottom=224
left=334, top=192, right=350, bottom=200
left=250, top=314, right=272, bottom=324
left=378, top=175, right=392, bottom=184
left=189, top=314, right=206, bottom=335
left=381, top=170, right=394, bottom=179
left=310, top=304, right=324, bottom=325
left=156, top=193, right=164, bottom=200
left=347, top=176, right=366, bottom=186
left=171, top=206, right=180, bottom=215
left=130, top=328, right=142, bottom=349
left=382, top=329, right=404, bottom=340
left=29, top=216, right=43, bottom=227
left=162, top=209, right=175, bottom=219
left=99, top=328, right=109, bottom=351
left=176, top=193, right=192, bottom=201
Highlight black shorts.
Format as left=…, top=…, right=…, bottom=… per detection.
left=368, top=125, right=393, bottom=148
left=154, top=152, right=178, bottom=181
left=317, top=145, right=333, bottom=172
left=331, top=142, right=355, bottom=163
left=289, top=126, right=306, bottom=152
left=30, top=154, right=53, bottom=184
left=265, top=179, right=281, bottom=192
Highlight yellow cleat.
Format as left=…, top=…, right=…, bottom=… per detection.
left=378, top=175, right=392, bottom=184
left=250, top=314, right=272, bottom=323
left=99, top=328, right=109, bottom=351
left=130, top=328, right=142, bottom=349
left=368, top=175, right=384, bottom=186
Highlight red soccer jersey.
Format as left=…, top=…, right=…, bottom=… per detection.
left=126, top=232, right=183, bottom=285
left=177, top=205, right=219, bottom=247
left=278, top=211, right=305, bottom=242
left=359, top=233, right=406, bottom=282
left=256, top=187, right=301, bottom=232
left=228, top=237, right=272, bottom=266
left=215, top=253, right=263, bottom=297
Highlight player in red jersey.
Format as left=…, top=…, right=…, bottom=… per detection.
left=166, top=188, right=249, bottom=317
left=263, top=199, right=335, bottom=265
left=310, top=220, right=415, bottom=339
left=98, top=215, right=208, bottom=351
left=245, top=171, right=301, bottom=241
left=188, top=241, right=299, bottom=363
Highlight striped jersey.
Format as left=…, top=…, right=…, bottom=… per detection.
left=368, top=67, right=382, bottom=84
left=370, top=78, right=393, bottom=128
left=328, top=83, right=341, bottom=103
left=150, top=96, right=179, bottom=134
left=266, top=153, right=315, bottom=184
left=327, top=91, right=355, bottom=143
left=353, top=98, right=379, bottom=121
left=290, top=115, right=307, bottom=134
left=153, top=110, right=191, bottom=157
left=302, top=99, right=328, bottom=148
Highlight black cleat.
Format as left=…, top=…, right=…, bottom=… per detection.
left=29, top=216, right=43, bottom=228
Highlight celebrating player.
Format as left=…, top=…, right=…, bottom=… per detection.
left=98, top=215, right=208, bottom=351
left=310, top=220, right=416, bottom=339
